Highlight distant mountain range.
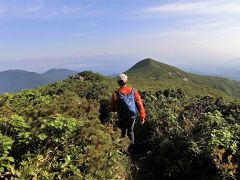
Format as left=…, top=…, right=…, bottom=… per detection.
left=0, top=69, right=76, bottom=94
left=125, top=58, right=240, bottom=98
left=1, top=59, right=240, bottom=98
left=202, top=70, right=240, bottom=81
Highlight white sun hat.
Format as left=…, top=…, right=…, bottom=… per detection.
left=118, top=73, right=128, bottom=83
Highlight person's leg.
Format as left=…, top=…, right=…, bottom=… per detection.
left=117, top=118, right=127, bottom=138
left=127, top=118, right=135, bottom=145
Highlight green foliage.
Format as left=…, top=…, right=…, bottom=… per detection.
left=0, top=93, right=14, bottom=117
left=77, top=71, right=105, bottom=82
left=0, top=70, right=239, bottom=179
left=16, top=115, right=129, bottom=179
left=0, top=133, right=15, bottom=177
left=134, top=90, right=240, bottom=179
left=0, top=115, right=31, bottom=144
left=0, top=73, right=131, bottom=179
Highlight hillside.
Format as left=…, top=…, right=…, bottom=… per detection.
left=0, top=69, right=75, bottom=94
left=126, top=58, right=188, bottom=79
left=126, top=58, right=240, bottom=98
left=0, top=71, right=239, bottom=179
left=0, top=70, right=48, bottom=94
left=0, top=72, right=131, bottom=179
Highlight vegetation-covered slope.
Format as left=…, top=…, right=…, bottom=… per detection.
left=126, top=58, right=188, bottom=79
left=134, top=90, right=240, bottom=179
left=189, top=73, right=240, bottom=98
left=126, top=58, right=240, bottom=99
left=0, top=71, right=239, bottom=179
left=0, top=72, right=130, bottom=179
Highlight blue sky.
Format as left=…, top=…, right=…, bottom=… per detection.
left=0, top=0, right=240, bottom=75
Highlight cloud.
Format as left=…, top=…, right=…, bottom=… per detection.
left=0, top=1, right=94, bottom=19
left=129, top=0, right=240, bottom=62
left=0, top=1, right=43, bottom=17
left=143, top=1, right=240, bottom=15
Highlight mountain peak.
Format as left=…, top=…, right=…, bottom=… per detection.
left=126, top=58, right=187, bottom=80
left=142, top=58, right=158, bottom=62
left=132, top=58, right=162, bottom=68
left=139, top=58, right=158, bottom=63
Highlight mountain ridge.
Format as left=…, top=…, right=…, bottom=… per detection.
left=0, top=68, right=75, bottom=94
left=42, top=68, right=76, bottom=82
left=125, top=58, right=240, bottom=98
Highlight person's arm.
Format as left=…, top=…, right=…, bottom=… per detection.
left=110, top=92, right=117, bottom=112
left=134, top=90, right=146, bottom=124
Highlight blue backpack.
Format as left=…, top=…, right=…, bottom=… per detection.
left=115, top=89, right=137, bottom=118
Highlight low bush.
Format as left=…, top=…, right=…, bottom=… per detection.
left=134, top=90, right=240, bottom=179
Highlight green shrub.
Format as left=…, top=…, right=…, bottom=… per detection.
left=0, top=133, right=16, bottom=178
left=1, top=74, right=239, bottom=179
left=0, top=77, right=131, bottom=179
left=134, top=91, right=240, bottom=179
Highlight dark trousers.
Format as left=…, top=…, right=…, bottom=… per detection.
left=117, top=117, right=136, bottom=145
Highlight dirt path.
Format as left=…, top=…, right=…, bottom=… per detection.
left=130, top=153, right=154, bottom=180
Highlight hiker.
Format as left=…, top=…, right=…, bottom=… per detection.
left=111, top=74, right=145, bottom=147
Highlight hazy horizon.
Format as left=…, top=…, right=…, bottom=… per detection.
left=0, top=57, right=239, bottom=80
left=0, top=0, right=240, bottom=77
